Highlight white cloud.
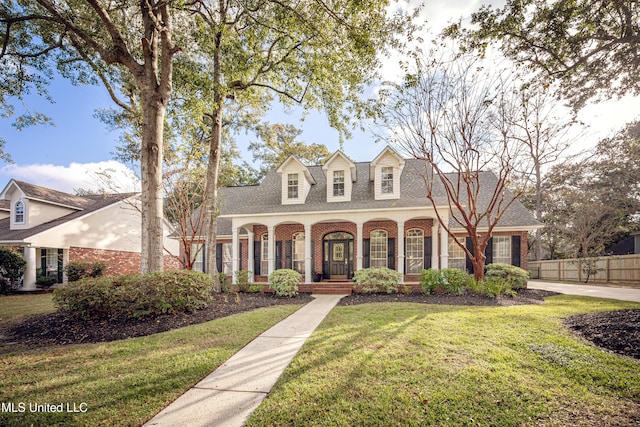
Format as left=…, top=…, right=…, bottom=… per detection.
left=0, top=161, right=140, bottom=194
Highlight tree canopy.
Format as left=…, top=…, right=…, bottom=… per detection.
left=464, top=0, right=640, bottom=109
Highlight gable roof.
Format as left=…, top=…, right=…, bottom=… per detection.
left=0, top=181, right=137, bottom=242
left=322, top=150, right=357, bottom=182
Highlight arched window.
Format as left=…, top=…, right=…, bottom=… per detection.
left=406, top=229, right=424, bottom=274
left=292, top=232, right=305, bottom=273
left=370, top=230, right=388, bottom=268
left=14, top=201, right=24, bottom=224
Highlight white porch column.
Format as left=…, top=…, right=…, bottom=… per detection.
left=304, top=223, right=312, bottom=284
left=231, top=227, right=239, bottom=284
left=247, top=230, right=254, bottom=282
left=431, top=221, right=439, bottom=269
left=356, top=222, right=364, bottom=271
left=439, top=223, right=449, bottom=269
left=23, top=247, right=37, bottom=291
left=267, top=225, right=275, bottom=276
left=397, top=221, right=405, bottom=283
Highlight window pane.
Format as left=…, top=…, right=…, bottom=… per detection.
left=15, top=201, right=24, bottom=223
left=333, top=170, right=345, bottom=196
left=448, top=237, right=466, bottom=271
left=406, top=229, right=424, bottom=274
left=370, top=230, right=388, bottom=268
left=287, top=173, right=299, bottom=198
left=191, top=243, right=204, bottom=272
left=261, top=234, right=269, bottom=274
left=292, top=232, right=305, bottom=274
left=381, top=167, right=393, bottom=194
left=492, top=236, right=511, bottom=265
left=222, top=243, right=232, bottom=275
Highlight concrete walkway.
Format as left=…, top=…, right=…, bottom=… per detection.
left=144, top=294, right=345, bottom=427
left=528, top=281, right=640, bottom=303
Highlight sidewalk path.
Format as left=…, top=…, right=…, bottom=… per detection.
left=528, top=281, right=640, bottom=303
left=144, top=294, right=345, bottom=427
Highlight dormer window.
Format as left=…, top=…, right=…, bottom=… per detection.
left=15, top=201, right=24, bottom=223
left=333, top=170, right=345, bottom=196
left=287, top=173, right=299, bottom=199
left=381, top=167, right=394, bottom=194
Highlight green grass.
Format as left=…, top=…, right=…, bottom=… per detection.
left=0, top=293, right=56, bottom=325
left=0, top=304, right=303, bottom=427
left=247, top=295, right=640, bottom=427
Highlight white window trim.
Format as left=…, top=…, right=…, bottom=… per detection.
left=492, top=236, right=511, bottom=265
left=448, top=236, right=466, bottom=270
left=292, top=232, right=305, bottom=274
left=14, top=200, right=25, bottom=224
left=370, top=229, right=388, bottom=268
left=406, top=228, right=424, bottom=274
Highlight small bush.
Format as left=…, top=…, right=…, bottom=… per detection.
left=64, top=261, right=106, bottom=282
left=248, top=284, right=264, bottom=293
left=218, top=272, right=231, bottom=293
left=235, top=270, right=250, bottom=292
left=53, top=270, right=214, bottom=320
left=0, top=248, right=25, bottom=292
left=353, top=267, right=401, bottom=294
left=268, top=269, right=301, bottom=297
left=470, top=277, right=516, bottom=298
left=420, top=268, right=473, bottom=295
left=485, top=263, right=529, bottom=289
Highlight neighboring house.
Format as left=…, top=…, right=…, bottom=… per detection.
left=189, top=146, right=541, bottom=286
left=0, top=179, right=180, bottom=290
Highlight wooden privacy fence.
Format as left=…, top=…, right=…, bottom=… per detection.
left=529, top=254, right=640, bottom=284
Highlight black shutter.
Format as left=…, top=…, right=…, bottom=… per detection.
left=40, top=249, right=46, bottom=272
left=466, top=237, right=474, bottom=273
left=57, top=249, right=63, bottom=283
left=254, top=241, right=261, bottom=275
left=239, top=242, right=244, bottom=271
left=363, top=239, right=370, bottom=268
left=424, top=236, right=432, bottom=269
left=485, top=237, right=493, bottom=265
left=404, top=237, right=407, bottom=272
left=511, top=235, right=521, bottom=267
left=216, top=243, right=222, bottom=273
left=388, top=238, right=395, bottom=270
left=275, top=241, right=282, bottom=270
left=201, top=243, right=206, bottom=273
left=285, top=241, right=292, bottom=269
left=311, top=241, right=315, bottom=274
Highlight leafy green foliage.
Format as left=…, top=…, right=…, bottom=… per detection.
left=469, top=277, right=516, bottom=299
left=465, top=0, right=640, bottom=109
left=268, top=269, right=301, bottom=297
left=485, top=263, right=529, bottom=290
left=53, top=271, right=214, bottom=320
left=63, top=261, right=106, bottom=283
left=419, top=268, right=474, bottom=295
left=235, top=270, right=251, bottom=292
left=353, top=268, right=401, bottom=294
left=0, top=247, right=25, bottom=292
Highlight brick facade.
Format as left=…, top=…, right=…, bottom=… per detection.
left=69, top=247, right=181, bottom=277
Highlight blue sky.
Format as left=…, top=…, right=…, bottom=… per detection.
left=1, top=0, right=639, bottom=193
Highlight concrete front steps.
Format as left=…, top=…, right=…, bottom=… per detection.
left=311, top=281, right=353, bottom=295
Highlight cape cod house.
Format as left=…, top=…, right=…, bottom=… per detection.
left=193, top=147, right=540, bottom=288
left=0, top=179, right=180, bottom=290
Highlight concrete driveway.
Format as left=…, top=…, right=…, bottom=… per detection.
left=528, top=281, right=640, bottom=303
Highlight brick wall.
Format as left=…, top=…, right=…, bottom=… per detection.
left=69, top=247, right=181, bottom=276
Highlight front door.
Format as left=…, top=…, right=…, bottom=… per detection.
left=329, top=240, right=348, bottom=278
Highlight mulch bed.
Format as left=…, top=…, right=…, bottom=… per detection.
left=2, top=289, right=638, bottom=360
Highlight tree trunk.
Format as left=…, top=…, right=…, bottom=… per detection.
left=205, top=104, right=223, bottom=291
left=139, top=88, right=166, bottom=273
left=534, top=162, right=542, bottom=261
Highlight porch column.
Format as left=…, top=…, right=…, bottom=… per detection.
left=431, top=221, right=439, bottom=269
left=397, top=221, right=405, bottom=283
left=439, top=223, right=449, bottom=269
left=23, top=246, right=37, bottom=291
left=247, top=230, right=254, bottom=282
left=304, top=223, right=312, bottom=284
left=356, top=222, right=364, bottom=270
left=267, top=225, right=275, bottom=276
left=231, top=227, right=239, bottom=284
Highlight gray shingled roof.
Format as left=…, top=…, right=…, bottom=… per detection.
left=11, top=179, right=95, bottom=209
left=215, top=158, right=539, bottom=230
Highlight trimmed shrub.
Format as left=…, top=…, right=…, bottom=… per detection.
left=469, top=277, right=516, bottom=298
left=268, top=269, right=301, bottom=297
left=353, top=267, right=401, bottom=294
left=64, top=261, right=106, bottom=282
left=0, top=247, right=25, bottom=293
left=485, top=263, right=529, bottom=289
left=420, top=268, right=473, bottom=295
left=53, top=270, right=214, bottom=320
left=235, top=270, right=250, bottom=292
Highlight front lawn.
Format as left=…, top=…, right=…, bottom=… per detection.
left=247, top=295, right=640, bottom=426
left=0, top=293, right=56, bottom=326
left=0, top=304, right=303, bottom=427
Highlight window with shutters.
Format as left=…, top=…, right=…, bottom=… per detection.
left=406, top=229, right=424, bottom=274
left=370, top=230, right=388, bottom=268
left=448, top=237, right=466, bottom=270
left=492, top=236, right=511, bottom=265
left=292, top=232, right=305, bottom=273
